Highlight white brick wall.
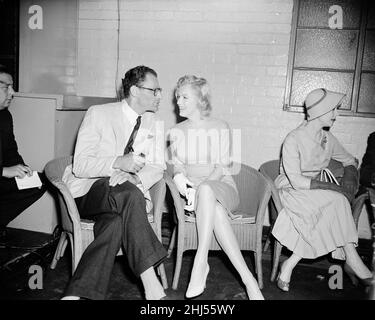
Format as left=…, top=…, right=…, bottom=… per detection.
left=76, top=0, right=375, bottom=165
left=19, top=0, right=78, bottom=95
left=76, top=0, right=374, bottom=235
left=77, top=0, right=298, bottom=159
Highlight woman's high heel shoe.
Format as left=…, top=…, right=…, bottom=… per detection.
left=276, top=261, right=290, bottom=292
left=344, top=263, right=373, bottom=287
left=276, top=272, right=290, bottom=292
left=185, top=265, right=210, bottom=299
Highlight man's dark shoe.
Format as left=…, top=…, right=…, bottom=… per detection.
left=160, top=290, right=183, bottom=300
left=0, top=228, right=8, bottom=247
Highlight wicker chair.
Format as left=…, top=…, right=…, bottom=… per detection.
left=352, top=186, right=375, bottom=299
left=258, top=160, right=283, bottom=282
left=352, top=189, right=372, bottom=230
left=165, top=163, right=272, bottom=290
left=258, top=160, right=280, bottom=253
left=44, top=156, right=168, bottom=289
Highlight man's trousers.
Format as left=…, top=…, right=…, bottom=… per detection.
left=64, top=178, right=167, bottom=300
left=0, top=173, right=46, bottom=229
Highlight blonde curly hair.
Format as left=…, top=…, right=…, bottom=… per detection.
left=175, top=75, right=212, bottom=117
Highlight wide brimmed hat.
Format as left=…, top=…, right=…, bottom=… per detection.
left=305, top=88, right=345, bottom=120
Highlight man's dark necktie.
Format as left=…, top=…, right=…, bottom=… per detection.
left=123, top=116, right=141, bottom=155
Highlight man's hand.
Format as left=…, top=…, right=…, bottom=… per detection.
left=109, top=170, right=142, bottom=187
left=109, top=170, right=131, bottom=187
left=127, top=174, right=141, bottom=185
left=2, top=165, right=32, bottom=179
left=113, top=153, right=146, bottom=173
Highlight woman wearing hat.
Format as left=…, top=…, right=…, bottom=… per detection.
left=272, top=88, right=372, bottom=292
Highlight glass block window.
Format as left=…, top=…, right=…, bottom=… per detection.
left=284, top=0, right=375, bottom=117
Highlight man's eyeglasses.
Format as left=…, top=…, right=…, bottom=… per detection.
left=136, top=86, right=162, bottom=96
left=0, top=81, right=13, bottom=91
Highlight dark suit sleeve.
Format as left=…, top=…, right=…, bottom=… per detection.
left=360, top=132, right=375, bottom=187
left=0, top=110, right=25, bottom=177
left=10, top=134, right=25, bottom=166
left=0, top=132, right=3, bottom=177
left=8, top=112, right=25, bottom=167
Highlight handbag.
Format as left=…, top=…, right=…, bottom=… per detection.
left=320, top=168, right=340, bottom=185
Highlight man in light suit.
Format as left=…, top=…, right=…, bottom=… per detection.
left=62, top=65, right=167, bottom=300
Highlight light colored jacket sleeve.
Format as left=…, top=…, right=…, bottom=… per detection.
left=73, top=107, right=117, bottom=178
left=282, top=134, right=312, bottom=190
left=136, top=118, right=166, bottom=192
left=330, top=133, right=358, bottom=168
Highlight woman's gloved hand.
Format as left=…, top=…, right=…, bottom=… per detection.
left=185, top=187, right=196, bottom=211
left=173, top=173, right=194, bottom=196
left=310, top=179, right=354, bottom=203
left=341, top=165, right=359, bottom=198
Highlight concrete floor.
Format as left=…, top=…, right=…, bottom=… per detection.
left=0, top=225, right=372, bottom=301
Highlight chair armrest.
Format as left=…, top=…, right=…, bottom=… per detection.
left=270, top=185, right=283, bottom=214
left=260, top=172, right=284, bottom=215
left=54, top=181, right=82, bottom=225
left=149, top=178, right=167, bottom=225
left=255, top=184, right=272, bottom=231
left=164, top=172, right=186, bottom=223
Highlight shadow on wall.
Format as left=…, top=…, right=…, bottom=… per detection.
left=31, top=73, right=67, bottom=95
left=172, top=89, right=185, bottom=124
left=116, top=81, right=124, bottom=101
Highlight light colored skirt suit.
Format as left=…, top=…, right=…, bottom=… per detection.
left=169, top=118, right=239, bottom=217
left=272, top=122, right=358, bottom=260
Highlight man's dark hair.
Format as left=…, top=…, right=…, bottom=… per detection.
left=0, top=64, right=11, bottom=76
left=122, top=65, right=157, bottom=99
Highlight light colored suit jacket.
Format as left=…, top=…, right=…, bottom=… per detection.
left=62, top=100, right=166, bottom=211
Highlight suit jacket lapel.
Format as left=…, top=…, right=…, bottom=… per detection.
left=110, top=103, right=134, bottom=155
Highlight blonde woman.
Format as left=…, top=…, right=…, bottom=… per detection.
left=169, top=75, right=264, bottom=300
left=272, top=88, right=372, bottom=292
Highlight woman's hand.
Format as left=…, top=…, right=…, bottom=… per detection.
left=310, top=179, right=354, bottom=202
left=173, top=173, right=194, bottom=196
left=341, top=165, right=358, bottom=197
left=340, top=187, right=355, bottom=203
left=186, top=187, right=196, bottom=208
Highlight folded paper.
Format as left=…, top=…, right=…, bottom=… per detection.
left=15, top=171, right=42, bottom=190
